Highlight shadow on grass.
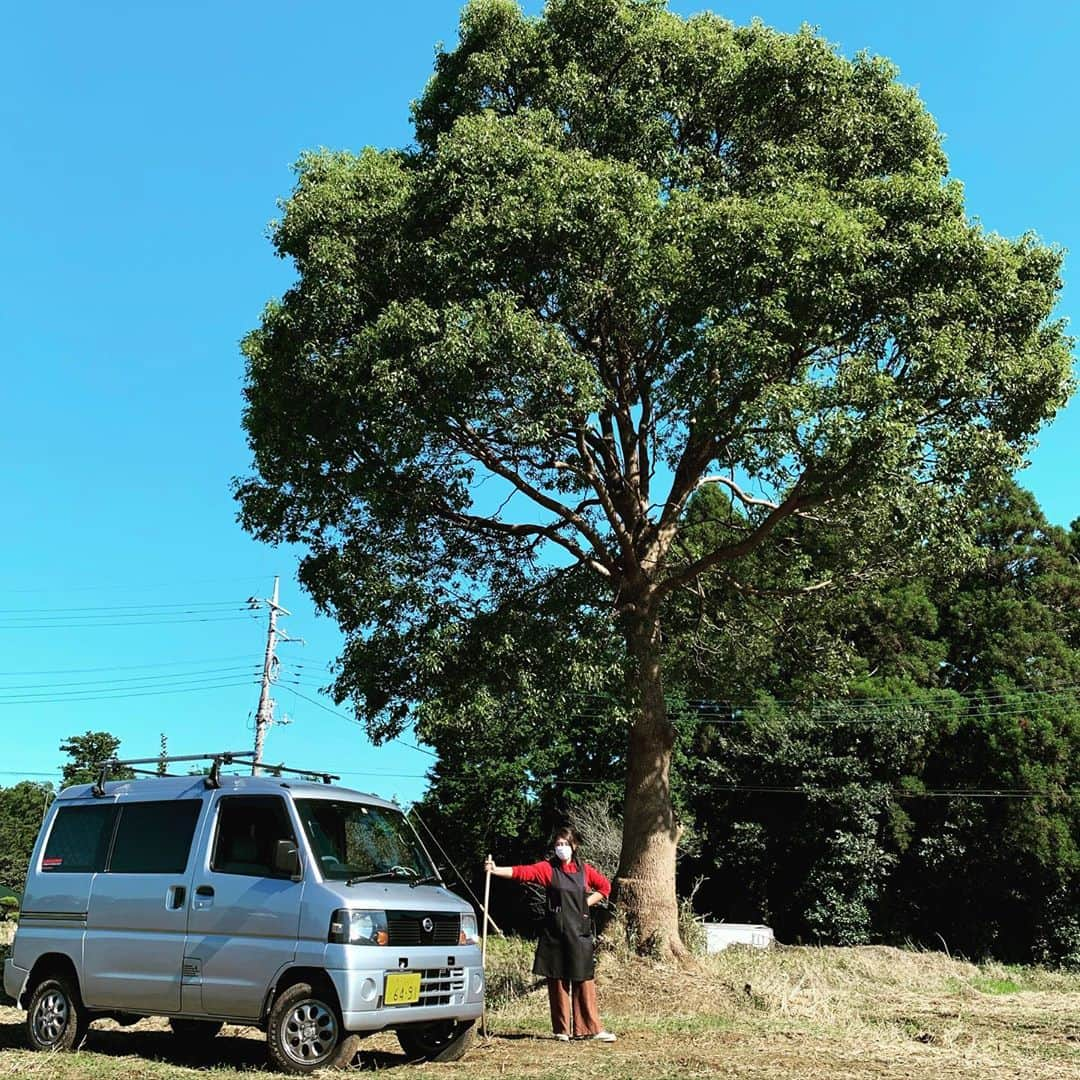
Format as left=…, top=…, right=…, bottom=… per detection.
left=0, top=1019, right=411, bottom=1071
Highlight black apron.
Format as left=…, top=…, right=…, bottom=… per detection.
left=532, top=859, right=596, bottom=982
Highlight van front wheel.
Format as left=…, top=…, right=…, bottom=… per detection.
left=397, top=1019, right=477, bottom=1062
left=26, top=975, right=87, bottom=1052
left=266, top=982, right=359, bottom=1074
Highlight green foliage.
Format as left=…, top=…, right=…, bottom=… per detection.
left=236, top=0, right=1073, bottom=944
left=423, top=479, right=1080, bottom=965
left=682, top=480, right=1080, bottom=964
left=678, top=886, right=708, bottom=957
left=0, top=782, right=53, bottom=896
left=482, top=934, right=538, bottom=1007
left=0, top=896, right=18, bottom=922
left=59, top=731, right=134, bottom=788
left=1032, top=884, right=1080, bottom=970
left=238, top=0, right=1071, bottom=738
left=970, top=975, right=1023, bottom=995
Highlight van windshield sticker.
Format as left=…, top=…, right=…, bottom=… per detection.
left=42, top=857, right=63, bottom=868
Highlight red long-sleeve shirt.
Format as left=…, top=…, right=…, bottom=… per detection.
left=511, top=859, right=611, bottom=898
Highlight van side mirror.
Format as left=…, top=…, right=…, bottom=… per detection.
left=274, top=839, right=301, bottom=881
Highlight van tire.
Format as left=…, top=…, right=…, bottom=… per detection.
left=397, top=1019, right=477, bottom=1062
left=266, top=982, right=359, bottom=1074
left=169, top=1018, right=224, bottom=1040
left=26, top=975, right=87, bottom=1052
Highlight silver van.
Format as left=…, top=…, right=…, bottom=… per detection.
left=4, top=751, right=483, bottom=1073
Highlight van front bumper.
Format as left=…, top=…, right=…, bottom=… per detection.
left=328, top=960, right=484, bottom=1033
left=4, top=959, right=29, bottom=1006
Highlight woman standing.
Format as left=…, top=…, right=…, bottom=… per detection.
left=485, top=827, right=617, bottom=1042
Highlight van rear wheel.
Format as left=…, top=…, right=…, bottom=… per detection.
left=266, top=982, right=359, bottom=1074
left=26, top=975, right=87, bottom=1052
left=169, top=1018, right=223, bottom=1040
left=397, top=1019, right=476, bottom=1062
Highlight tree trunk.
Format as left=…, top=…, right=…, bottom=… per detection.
left=614, top=609, right=686, bottom=958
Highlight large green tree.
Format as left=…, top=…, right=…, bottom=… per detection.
left=236, top=0, right=1072, bottom=951
left=59, top=731, right=133, bottom=788
left=0, top=781, right=54, bottom=896
left=683, top=479, right=1080, bottom=963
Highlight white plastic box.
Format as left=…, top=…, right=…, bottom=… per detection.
left=703, top=922, right=774, bottom=952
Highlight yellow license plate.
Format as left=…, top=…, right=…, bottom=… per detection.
left=384, top=972, right=421, bottom=1006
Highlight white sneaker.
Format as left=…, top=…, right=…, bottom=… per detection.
left=590, top=1031, right=617, bottom=1042
left=554, top=1033, right=571, bottom=1042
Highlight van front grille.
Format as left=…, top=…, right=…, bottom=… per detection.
left=418, top=967, right=466, bottom=1006
left=386, top=911, right=460, bottom=946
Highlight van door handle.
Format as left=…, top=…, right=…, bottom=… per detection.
left=193, top=884, right=215, bottom=910
left=166, top=885, right=186, bottom=910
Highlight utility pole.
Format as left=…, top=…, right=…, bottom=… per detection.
left=252, top=576, right=290, bottom=775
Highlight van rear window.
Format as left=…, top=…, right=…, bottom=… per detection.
left=109, top=800, right=202, bottom=873
left=42, top=804, right=117, bottom=873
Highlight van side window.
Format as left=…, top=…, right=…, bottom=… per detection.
left=42, top=804, right=118, bottom=873
left=211, top=796, right=296, bottom=878
left=109, top=800, right=202, bottom=874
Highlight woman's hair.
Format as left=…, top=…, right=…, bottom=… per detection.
left=550, top=825, right=580, bottom=850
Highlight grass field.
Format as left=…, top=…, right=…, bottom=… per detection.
left=1, top=925, right=1077, bottom=1079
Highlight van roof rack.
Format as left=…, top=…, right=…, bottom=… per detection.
left=91, top=751, right=340, bottom=796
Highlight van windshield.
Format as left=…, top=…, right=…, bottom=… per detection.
left=295, top=799, right=435, bottom=882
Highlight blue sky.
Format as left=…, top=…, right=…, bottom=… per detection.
left=2, top=1, right=1077, bottom=802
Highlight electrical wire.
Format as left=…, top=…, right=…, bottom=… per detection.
left=0, top=574, right=276, bottom=595
left=0, top=653, right=261, bottom=677
left=0, top=677, right=260, bottom=705
left=0, top=665, right=260, bottom=692
left=280, top=683, right=440, bottom=759
left=552, top=777, right=1078, bottom=799
left=0, top=600, right=251, bottom=615
left=0, top=614, right=258, bottom=630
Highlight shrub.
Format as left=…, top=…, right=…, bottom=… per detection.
left=679, top=879, right=708, bottom=957
left=483, top=934, right=539, bottom=1007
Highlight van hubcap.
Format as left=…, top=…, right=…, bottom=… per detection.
left=33, top=990, right=69, bottom=1044
left=282, top=999, right=337, bottom=1064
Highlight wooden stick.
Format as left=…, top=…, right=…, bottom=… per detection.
left=481, top=854, right=493, bottom=1039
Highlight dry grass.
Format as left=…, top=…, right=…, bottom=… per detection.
left=0, top=936, right=1077, bottom=1079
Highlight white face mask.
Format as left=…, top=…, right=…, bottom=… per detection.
left=554, top=843, right=573, bottom=863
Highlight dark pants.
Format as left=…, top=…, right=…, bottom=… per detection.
left=546, top=977, right=602, bottom=1036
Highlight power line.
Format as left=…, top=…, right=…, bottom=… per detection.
left=0, top=614, right=257, bottom=630
left=282, top=684, right=440, bottom=759
left=552, top=777, right=1078, bottom=799
left=0, top=600, right=250, bottom=615
left=0, top=653, right=260, bottom=677
left=0, top=678, right=259, bottom=705
left=0, top=665, right=260, bottom=692
left=564, top=684, right=1080, bottom=712
left=0, top=574, right=278, bottom=595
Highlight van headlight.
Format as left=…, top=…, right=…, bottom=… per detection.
left=328, top=909, right=388, bottom=946
left=459, top=912, right=479, bottom=945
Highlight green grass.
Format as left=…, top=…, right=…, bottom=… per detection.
left=970, top=975, right=1025, bottom=994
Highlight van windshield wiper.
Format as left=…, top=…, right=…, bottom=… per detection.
left=345, top=870, right=405, bottom=885
left=408, top=873, right=444, bottom=888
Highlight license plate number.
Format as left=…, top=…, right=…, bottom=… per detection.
left=384, top=972, right=421, bottom=1006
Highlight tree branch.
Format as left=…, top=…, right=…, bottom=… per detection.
left=432, top=502, right=614, bottom=579
left=655, top=485, right=820, bottom=601
left=447, top=420, right=614, bottom=566
left=695, top=475, right=780, bottom=511
left=574, top=422, right=638, bottom=569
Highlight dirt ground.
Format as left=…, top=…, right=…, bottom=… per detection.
left=0, top=940, right=1076, bottom=1079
